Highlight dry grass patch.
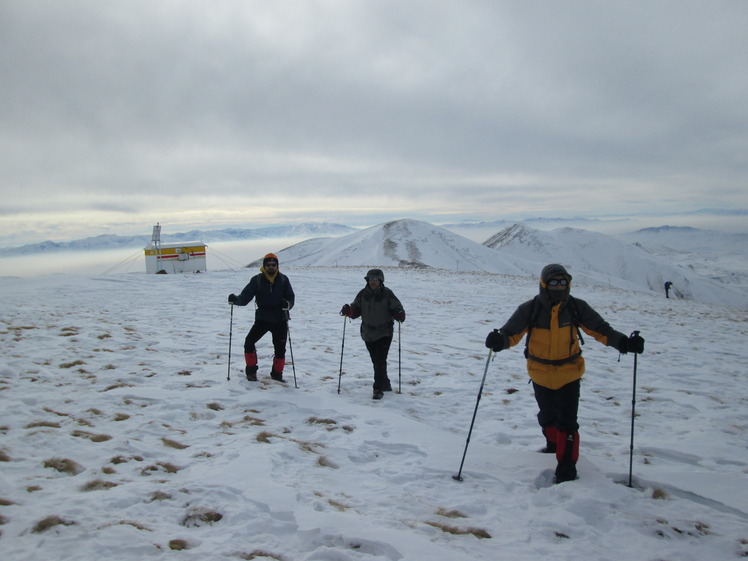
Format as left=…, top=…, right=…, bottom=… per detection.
left=81, top=479, right=119, bottom=491
left=181, top=508, right=223, bottom=527
left=103, top=382, right=133, bottom=391
left=60, top=360, right=86, bottom=369
left=0, top=498, right=17, bottom=506
left=43, top=407, right=70, bottom=417
left=31, top=515, right=76, bottom=533
left=110, top=455, right=143, bottom=464
left=161, top=437, right=189, bottom=449
left=436, top=507, right=467, bottom=519
left=207, top=402, right=224, bottom=411
left=425, top=521, right=491, bottom=539
left=307, top=416, right=337, bottom=426
left=113, top=413, right=130, bottom=421
left=148, top=491, right=172, bottom=502
left=0, top=450, right=12, bottom=462
left=112, top=519, right=151, bottom=531
left=241, top=415, right=266, bottom=426
left=43, top=457, right=84, bottom=475
left=26, top=420, right=62, bottom=429
left=168, top=538, right=191, bottom=550
left=316, top=456, right=339, bottom=469
left=71, top=430, right=112, bottom=442
left=235, top=550, right=284, bottom=560
left=256, top=431, right=275, bottom=443
left=141, top=462, right=181, bottom=475
left=328, top=499, right=350, bottom=512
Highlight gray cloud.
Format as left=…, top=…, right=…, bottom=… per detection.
left=1, top=0, right=747, bottom=244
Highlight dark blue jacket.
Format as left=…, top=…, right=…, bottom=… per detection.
left=235, top=272, right=295, bottom=323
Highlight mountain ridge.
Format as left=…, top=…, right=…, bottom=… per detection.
left=3, top=222, right=357, bottom=255
left=254, top=219, right=748, bottom=310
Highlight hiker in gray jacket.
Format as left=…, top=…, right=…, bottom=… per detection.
left=340, top=269, right=406, bottom=400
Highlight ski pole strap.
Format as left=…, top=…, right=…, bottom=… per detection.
left=525, top=351, right=582, bottom=366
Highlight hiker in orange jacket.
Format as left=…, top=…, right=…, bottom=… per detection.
left=485, top=263, right=644, bottom=483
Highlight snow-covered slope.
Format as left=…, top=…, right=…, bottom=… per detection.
left=1, top=269, right=746, bottom=560
left=619, top=226, right=748, bottom=289
left=483, top=223, right=748, bottom=310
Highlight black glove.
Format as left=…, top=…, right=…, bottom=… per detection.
left=340, top=304, right=351, bottom=317
left=616, top=335, right=629, bottom=354
left=393, top=309, right=406, bottom=322
left=228, top=294, right=238, bottom=304
left=485, top=329, right=505, bottom=352
left=281, top=299, right=290, bottom=311
left=628, top=333, right=645, bottom=354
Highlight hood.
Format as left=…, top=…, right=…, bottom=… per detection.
left=539, top=263, right=572, bottom=304
left=365, top=269, right=385, bottom=282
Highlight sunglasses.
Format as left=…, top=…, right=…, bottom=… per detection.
left=547, top=278, right=568, bottom=287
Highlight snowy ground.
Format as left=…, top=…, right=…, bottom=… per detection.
left=1, top=267, right=747, bottom=560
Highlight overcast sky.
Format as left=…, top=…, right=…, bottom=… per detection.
left=2, top=0, right=747, bottom=246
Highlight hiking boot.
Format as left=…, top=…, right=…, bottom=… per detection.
left=540, top=442, right=556, bottom=454
left=372, top=390, right=384, bottom=400
left=245, top=366, right=258, bottom=382
left=270, top=371, right=286, bottom=383
left=554, top=459, right=577, bottom=484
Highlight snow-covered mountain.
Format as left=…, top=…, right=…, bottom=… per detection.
left=249, top=219, right=536, bottom=276
left=483, top=223, right=748, bottom=310
left=254, top=219, right=748, bottom=310
left=3, top=223, right=356, bottom=255
left=619, top=226, right=748, bottom=288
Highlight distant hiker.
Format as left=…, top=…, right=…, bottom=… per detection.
left=664, top=281, right=673, bottom=298
left=339, top=269, right=406, bottom=400
left=484, top=263, right=644, bottom=484
left=228, top=253, right=295, bottom=383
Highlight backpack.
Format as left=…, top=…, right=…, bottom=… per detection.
left=523, top=296, right=585, bottom=364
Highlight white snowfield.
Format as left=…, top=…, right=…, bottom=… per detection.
left=1, top=264, right=747, bottom=561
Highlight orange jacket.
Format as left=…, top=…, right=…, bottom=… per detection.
left=498, top=293, right=626, bottom=390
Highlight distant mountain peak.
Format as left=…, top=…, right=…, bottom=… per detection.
left=634, top=225, right=701, bottom=233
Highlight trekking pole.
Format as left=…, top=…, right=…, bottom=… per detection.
left=337, top=316, right=347, bottom=394
left=453, top=349, right=493, bottom=482
left=285, top=309, right=298, bottom=389
left=227, top=304, right=234, bottom=381
left=397, top=320, right=402, bottom=394
left=627, top=330, right=640, bottom=488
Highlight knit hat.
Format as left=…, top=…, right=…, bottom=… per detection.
left=263, top=253, right=279, bottom=267
left=365, top=268, right=384, bottom=282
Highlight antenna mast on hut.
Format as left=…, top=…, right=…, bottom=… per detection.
left=151, top=223, right=162, bottom=270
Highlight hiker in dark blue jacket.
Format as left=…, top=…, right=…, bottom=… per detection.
left=229, top=253, right=295, bottom=383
